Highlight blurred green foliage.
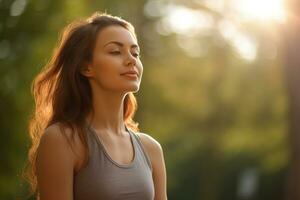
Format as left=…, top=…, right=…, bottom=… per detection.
left=0, top=0, right=289, bottom=199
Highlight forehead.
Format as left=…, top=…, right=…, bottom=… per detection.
left=95, top=25, right=138, bottom=48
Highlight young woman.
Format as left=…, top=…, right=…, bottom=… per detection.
left=26, top=12, right=167, bottom=200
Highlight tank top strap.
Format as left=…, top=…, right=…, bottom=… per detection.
left=126, top=128, right=153, bottom=172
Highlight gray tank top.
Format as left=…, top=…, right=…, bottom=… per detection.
left=73, top=125, right=155, bottom=200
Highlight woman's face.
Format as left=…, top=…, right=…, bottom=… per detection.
left=84, top=25, right=143, bottom=94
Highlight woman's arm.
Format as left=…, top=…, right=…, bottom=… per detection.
left=36, top=125, right=76, bottom=200
left=139, top=133, right=168, bottom=200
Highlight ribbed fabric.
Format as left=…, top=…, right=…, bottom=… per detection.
left=73, top=125, right=154, bottom=200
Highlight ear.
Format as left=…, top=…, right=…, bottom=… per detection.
left=80, top=63, right=93, bottom=77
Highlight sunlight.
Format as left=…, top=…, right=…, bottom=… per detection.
left=218, top=20, right=257, bottom=61
left=232, top=33, right=257, bottom=61
left=153, top=2, right=270, bottom=61
left=158, top=4, right=213, bottom=36
left=231, top=0, right=286, bottom=23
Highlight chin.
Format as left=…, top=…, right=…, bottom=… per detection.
left=124, top=85, right=140, bottom=93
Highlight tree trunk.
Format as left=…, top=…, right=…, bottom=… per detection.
left=282, top=1, right=300, bottom=199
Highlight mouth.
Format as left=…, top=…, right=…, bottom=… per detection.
left=121, top=71, right=139, bottom=78
left=121, top=73, right=138, bottom=79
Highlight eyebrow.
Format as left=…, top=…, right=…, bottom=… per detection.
left=103, top=41, right=139, bottom=50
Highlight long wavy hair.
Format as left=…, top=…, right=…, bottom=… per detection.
left=24, top=12, right=140, bottom=198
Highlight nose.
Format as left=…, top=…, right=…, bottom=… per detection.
left=124, top=52, right=137, bottom=66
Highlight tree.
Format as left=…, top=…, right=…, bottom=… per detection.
left=282, top=0, right=300, bottom=199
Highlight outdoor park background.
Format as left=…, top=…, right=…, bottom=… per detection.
left=1, top=0, right=300, bottom=199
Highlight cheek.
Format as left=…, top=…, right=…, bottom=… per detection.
left=92, top=55, right=118, bottom=73
left=93, top=54, right=108, bottom=67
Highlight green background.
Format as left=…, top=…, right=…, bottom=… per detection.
left=0, top=0, right=292, bottom=199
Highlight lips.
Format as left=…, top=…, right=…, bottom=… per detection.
left=121, top=70, right=139, bottom=76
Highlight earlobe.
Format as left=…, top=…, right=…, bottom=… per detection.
left=80, top=64, right=93, bottom=77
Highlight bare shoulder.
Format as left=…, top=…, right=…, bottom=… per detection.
left=39, top=123, right=85, bottom=172
left=40, top=123, right=71, bottom=151
left=36, top=123, right=79, bottom=200
left=41, top=123, right=70, bottom=143
left=38, top=123, right=77, bottom=167
left=41, top=123, right=81, bottom=152
left=136, top=132, right=163, bottom=154
left=43, top=122, right=76, bottom=138
left=135, top=132, right=165, bottom=167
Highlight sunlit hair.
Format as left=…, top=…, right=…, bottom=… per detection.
left=23, top=12, right=140, bottom=198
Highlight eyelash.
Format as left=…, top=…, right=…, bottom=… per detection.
left=132, top=53, right=141, bottom=58
left=109, top=51, right=141, bottom=58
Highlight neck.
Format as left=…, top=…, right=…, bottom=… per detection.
left=86, top=87, right=128, bottom=136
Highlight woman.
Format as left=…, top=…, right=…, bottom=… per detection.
left=25, top=12, right=167, bottom=200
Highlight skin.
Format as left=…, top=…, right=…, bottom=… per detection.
left=36, top=25, right=168, bottom=200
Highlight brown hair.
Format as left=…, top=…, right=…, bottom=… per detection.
left=24, top=12, right=140, bottom=198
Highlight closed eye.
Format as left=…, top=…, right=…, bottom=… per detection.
left=132, top=52, right=141, bottom=58
left=110, top=51, right=121, bottom=54
left=109, top=51, right=121, bottom=55
left=109, top=51, right=141, bottom=58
